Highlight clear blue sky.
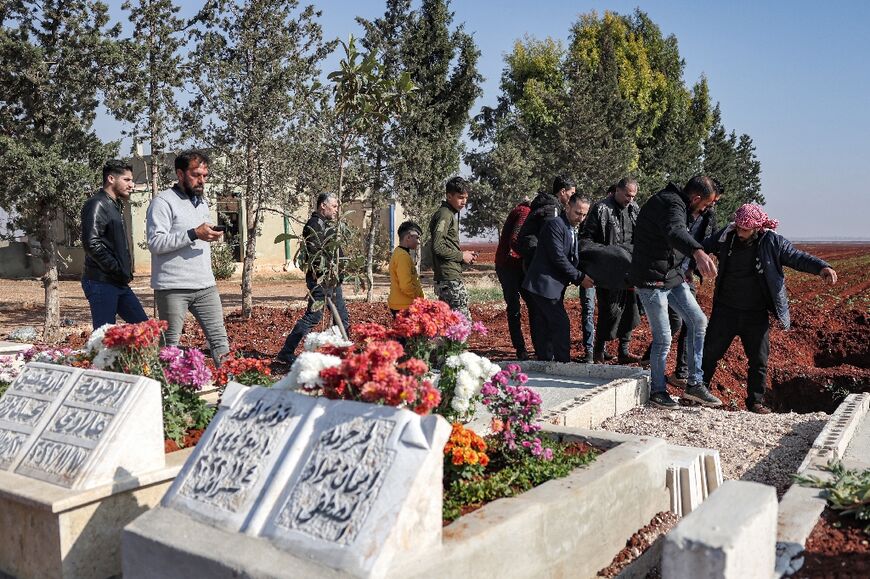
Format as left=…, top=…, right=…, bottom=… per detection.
left=98, top=0, right=870, bottom=239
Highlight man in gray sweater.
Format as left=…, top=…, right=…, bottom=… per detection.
left=146, top=150, right=229, bottom=364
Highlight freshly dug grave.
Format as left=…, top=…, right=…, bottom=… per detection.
left=794, top=508, right=870, bottom=578
left=596, top=511, right=680, bottom=578
left=599, top=406, right=827, bottom=497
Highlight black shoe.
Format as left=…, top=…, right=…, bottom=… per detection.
left=274, top=353, right=295, bottom=366
left=749, top=402, right=772, bottom=414
left=582, top=352, right=594, bottom=364
left=517, top=350, right=531, bottom=361
left=617, top=352, right=642, bottom=364
left=593, top=350, right=615, bottom=363
left=683, top=384, right=723, bottom=407
left=649, top=391, right=678, bottom=409
left=667, top=374, right=688, bottom=389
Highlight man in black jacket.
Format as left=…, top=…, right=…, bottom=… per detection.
left=643, top=204, right=718, bottom=387
left=80, top=160, right=148, bottom=329
left=522, top=193, right=595, bottom=362
left=514, top=175, right=575, bottom=357
left=276, top=192, right=349, bottom=365
left=581, top=177, right=641, bottom=363
left=629, top=176, right=720, bottom=409
left=701, top=204, right=837, bottom=413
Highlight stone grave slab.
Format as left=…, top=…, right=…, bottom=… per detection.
left=0, top=362, right=164, bottom=489
left=136, top=382, right=451, bottom=579
left=467, top=360, right=648, bottom=432
left=0, top=363, right=82, bottom=471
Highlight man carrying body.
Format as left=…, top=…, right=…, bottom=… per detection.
left=581, top=177, right=641, bottom=363
left=701, top=204, right=837, bottom=413
left=629, top=176, right=721, bottom=409
left=515, top=175, right=575, bottom=358
left=80, top=160, right=148, bottom=328
left=661, top=203, right=718, bottom=387
left=429, top=176, right=476, bottom=321
left=495, top=198, right=531, bottom=360
left=276, top=192, right=350, bottom=365
left=522, top=193, right=595, bottom=363
left=146, top=150, right=229, bottom=365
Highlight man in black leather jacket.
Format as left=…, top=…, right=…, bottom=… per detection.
left=80, top=160, right=148, bottom=328
left=275, top=192, right=349, bottom=365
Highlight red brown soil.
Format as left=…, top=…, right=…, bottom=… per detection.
left=163, top=428, right=205, bottom=453
left=794, top=507, right=870, bottom=578
left=597, top=511, right=680, bottom=578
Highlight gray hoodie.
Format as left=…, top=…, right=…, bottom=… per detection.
left=146, top=187, right=216, bottom=290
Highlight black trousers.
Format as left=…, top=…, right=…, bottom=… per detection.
left=529, top=292, right=571, bottom=363
left=594, top=288, right=640, bottom=354
left=702, top=303, right=770, bottom=405
left=496, top=265, right=527, bottom=355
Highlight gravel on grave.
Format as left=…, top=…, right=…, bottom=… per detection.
left=599, top=405, right=829, bottom=496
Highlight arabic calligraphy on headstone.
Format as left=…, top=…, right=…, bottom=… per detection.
left=177, top=393, right=297, bottom=513
left=275, top=415, right=396, bottom=545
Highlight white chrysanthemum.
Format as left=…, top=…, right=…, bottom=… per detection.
left=85, top=324, right=114, bottom=354
left=445, top=355, right=461, bottom=369
left=276, top=352, right=341, bottom=390
left=303, top=326, right=353, bottom=352
left=91, top=347, right=120, bottom=371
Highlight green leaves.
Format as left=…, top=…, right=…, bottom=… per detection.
left=795, top=460, right=870, bottom=533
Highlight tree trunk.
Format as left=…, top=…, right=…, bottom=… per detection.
left=241, top=144, right=258, bottom=319
left=365, top=197, right=381, bottom=302
left=39, top=218, right=60, bottom=343
left=325, top=295, right=348, bottom=340
left=148, top=25, right=160, bottom=200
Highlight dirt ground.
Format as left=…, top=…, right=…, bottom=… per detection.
left=2, top=243, right=867, bottom=414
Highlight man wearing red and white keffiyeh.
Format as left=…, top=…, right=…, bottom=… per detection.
left=700, top=203, right=838, bottom=414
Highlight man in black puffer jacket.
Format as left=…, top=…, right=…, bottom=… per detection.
left=629, top=176, right=720, bottom=409
left=80, top=160, right=148, bottom=329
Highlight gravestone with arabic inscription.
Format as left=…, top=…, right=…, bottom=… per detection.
left=155, top=382, right=451, bottom=578
left=0, top=362, right=164, bottom=489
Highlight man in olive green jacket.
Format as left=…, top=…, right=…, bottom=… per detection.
left=428, top=176, right=477, bottom=320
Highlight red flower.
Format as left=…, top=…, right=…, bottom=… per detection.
left=391, top=298, right=461, bottom=340
left=350, top=323, right=390, bottom=342
left=103, top=320, right=167, bottom=350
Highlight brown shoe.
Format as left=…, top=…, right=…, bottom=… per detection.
left=749, top=403, right=772, bottom=414
left=667, top=375, right=688, bottom=389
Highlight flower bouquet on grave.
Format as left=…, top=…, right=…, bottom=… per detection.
left=215, top=353, right=275, bottom=388
left=440, top=366, right=599, bottom=523
left=389, top=299, right=496, bottom=422
left=83, top=320, right=215, bottom=447
left=277, top=329, right=441, bottom=415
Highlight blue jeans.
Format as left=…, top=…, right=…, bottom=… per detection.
left=278, top=284, right=350, bottom=361
left=637, top=283, right=707, bottom=393
left=579, top=286, right=595, bottom=354
left=81, top=279, right=148, bottom=329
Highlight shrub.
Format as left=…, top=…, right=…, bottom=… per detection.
left=211, top=241, right=237, bottom=280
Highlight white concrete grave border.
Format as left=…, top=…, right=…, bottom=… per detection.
left=775, top=392, right=869, bottom=577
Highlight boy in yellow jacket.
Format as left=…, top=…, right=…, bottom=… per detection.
left=388, top=221, right=425, bottom=316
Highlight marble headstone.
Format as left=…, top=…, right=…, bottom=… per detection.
left=162, top=383, right=451, bottom=578
left=0, top=362, right=164, bottom=489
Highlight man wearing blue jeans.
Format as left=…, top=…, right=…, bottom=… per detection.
left=629, top=176, right=721, bottom=408
left=80, top=160, right=148, bottom=328
left=146, top=150, right=230, bottom=365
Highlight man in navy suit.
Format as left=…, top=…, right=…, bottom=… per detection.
left=522, top=193, right=595, bottom=362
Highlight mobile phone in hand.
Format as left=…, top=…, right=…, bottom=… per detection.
left=211, top=225, right=226, bottom=232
